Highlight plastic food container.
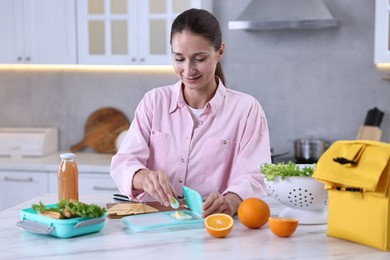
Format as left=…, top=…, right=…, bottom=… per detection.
left=16, top=204, right=106, bottom=238
left=121, top=186, right=204, bottom=231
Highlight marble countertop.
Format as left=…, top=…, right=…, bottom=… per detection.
left=0, top=152, right=113, bottom=173
left=1, top=194, right=389, bottom=259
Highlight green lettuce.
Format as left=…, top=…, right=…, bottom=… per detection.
left=260, top=161, right=314, bottom=181
left=32, top=200, right=106, bottom=219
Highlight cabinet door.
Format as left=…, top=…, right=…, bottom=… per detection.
left=0, top=171, right=48, bottom=211
left=77, top=0, right=138, bottom=65
left=79, top=173, right=119, bottom=194
left=137, top=0, right=193, bottom=65
left=49, top=172, right=119, bottom=195
left=138, top=0, right=210, bottom=65
left=77, top=0, right=208, bottom=65
left=0, top=0, right=25, bottom=63
left=375, top=0, right=390, bottom=64
left=0, top=0, right=76, bottom=64
left=23, top=0, right=77, bottom=64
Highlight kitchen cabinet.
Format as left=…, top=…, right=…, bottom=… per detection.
left=0, top=0, right=76, bottom=64
left=374, top=0, right=390, bottom=64
left=49, top=172, right=119, bottom=195
left=0, top=152, right=114, bottom=211
left=0, top=170, right=48, bottom=211
left=76, top=0, right=211, bottom=65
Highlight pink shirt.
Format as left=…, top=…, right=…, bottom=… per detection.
left=110, top=80, right=271, bottom=201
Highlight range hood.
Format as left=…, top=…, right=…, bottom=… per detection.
left=228, top=0, right=340, bottom=31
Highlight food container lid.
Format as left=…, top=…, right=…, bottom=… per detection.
left=60, top=153, right=75, bottom=159
left=182, top=186, right=203, bottom=215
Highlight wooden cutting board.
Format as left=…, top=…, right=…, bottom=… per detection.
left=70, top=107, right=130, bottom=153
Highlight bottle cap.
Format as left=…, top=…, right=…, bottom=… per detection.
left=60, top=153, right=75, bottom=159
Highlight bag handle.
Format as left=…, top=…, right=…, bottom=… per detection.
left=332, top=143, right=366, bottom=167
left=333, top=157, right=357, bottom=166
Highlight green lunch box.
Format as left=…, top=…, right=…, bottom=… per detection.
left=16, top=204, right=106, bottom=238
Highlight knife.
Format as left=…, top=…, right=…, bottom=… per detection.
left=112, top=193, right=131, bottom=202
left=364, top=107, right=384, bottom=127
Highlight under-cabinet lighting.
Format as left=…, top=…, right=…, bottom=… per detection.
left=376, top=64, right=390, bottom=70
left=0, top=64, right=175, bottom=73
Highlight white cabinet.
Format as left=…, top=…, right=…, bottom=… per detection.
left=0, top=0, right=76, bottom=64
left=76, top=0, right=211, bottom=65
left=49, top=172, right=119, bottom=195
left=374, top=0, right=390, bottom=64
left=0, top=171, right=48, bottom=211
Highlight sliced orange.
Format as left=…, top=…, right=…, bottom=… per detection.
left=204, top=213, right=234, bottom=238
left=268, top=217, right=299, bottom=237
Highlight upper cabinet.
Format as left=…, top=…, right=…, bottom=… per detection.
left=77, top=0, right=211, bottom=65
left=374, top=0, right=390, bottom=64
left=0, top=0, right=211, bottom=65
left=0, top=0, right=77, bottom=64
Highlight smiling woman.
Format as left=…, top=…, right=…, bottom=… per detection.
left=110, top=8, right=271, bottom=218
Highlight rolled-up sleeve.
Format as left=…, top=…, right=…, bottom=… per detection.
left=110, top=93, right=152, bottom=201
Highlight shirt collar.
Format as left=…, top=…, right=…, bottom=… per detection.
left=169, top=81, right=184, bottom=113
left=169, top=78, right=226, bottom=117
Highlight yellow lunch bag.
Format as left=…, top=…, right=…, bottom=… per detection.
left=312, top=140, right=390, bottom=251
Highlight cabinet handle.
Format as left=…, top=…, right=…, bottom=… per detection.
left=92, top=186, right=117, bottom=191
left=17, top=57, right=22, bottom=61
left=4, top=176, right=33, bottom=183
left=140, top=58, right=145, bottom=62
left=25, top=57, right=31, bottom=61
left=131, top=58, right=136, bottom=62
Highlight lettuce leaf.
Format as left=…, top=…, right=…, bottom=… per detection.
left=260, top=161, right=314, bottom=181
left=32, top=200, right=106, bottom=219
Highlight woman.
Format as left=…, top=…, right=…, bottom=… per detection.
left=110, top=8, right=271, bottom=217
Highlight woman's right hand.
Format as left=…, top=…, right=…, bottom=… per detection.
left=133, top=169, right=177, bottom=207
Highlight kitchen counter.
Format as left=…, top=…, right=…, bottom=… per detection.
left=1, top=194, right=389, bottom=259
left=0, top=152, right=113, bottom=173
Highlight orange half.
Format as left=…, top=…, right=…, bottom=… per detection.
left=268, top=217, right=299, bottom=237
left=204, top=213, right=234, bottom=238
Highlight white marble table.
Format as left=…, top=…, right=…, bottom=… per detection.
left=1, top=194, right=389, bottom=260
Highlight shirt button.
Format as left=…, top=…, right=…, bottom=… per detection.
left=223, top=140, right=227, bottom=145
left=199, top=121, right=203, bottom=125
left=151, top=130, right=155, bottom=134
left=181, top=158, right=185, bottom=163
left=178, top=179, right=183, bottom=183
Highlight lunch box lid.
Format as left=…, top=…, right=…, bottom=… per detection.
left=182, top=186, right=203, bottom=215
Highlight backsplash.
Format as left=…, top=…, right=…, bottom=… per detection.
left=0, top=69, right=177, bottom=152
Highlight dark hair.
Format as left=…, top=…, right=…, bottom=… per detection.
left=170, top=8, right=225, bottom=85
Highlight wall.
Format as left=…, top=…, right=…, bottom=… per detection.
left=216, top=0, right=389, bottom=153
left=0, top=0, right=389, bottom=156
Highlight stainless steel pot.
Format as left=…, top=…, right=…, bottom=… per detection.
left=294, top=138, right=330, bottom=163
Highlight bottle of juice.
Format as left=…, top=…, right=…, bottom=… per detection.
left=58, top=153, right=79, bottom=201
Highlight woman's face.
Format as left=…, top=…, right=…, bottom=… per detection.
left=171, top=30, right=223, bottom=91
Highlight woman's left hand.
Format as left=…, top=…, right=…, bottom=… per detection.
left=201, top=192, right=242, bottom=218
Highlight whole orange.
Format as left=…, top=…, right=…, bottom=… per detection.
left=237, top=198, right=270, bottom=229
left=268, top=217, right=298, bottom=237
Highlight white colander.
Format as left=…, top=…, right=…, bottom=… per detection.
left=264, top=175, right=328, bottom=224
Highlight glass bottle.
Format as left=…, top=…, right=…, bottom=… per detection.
left=58, top=153, right=79, bottom=201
